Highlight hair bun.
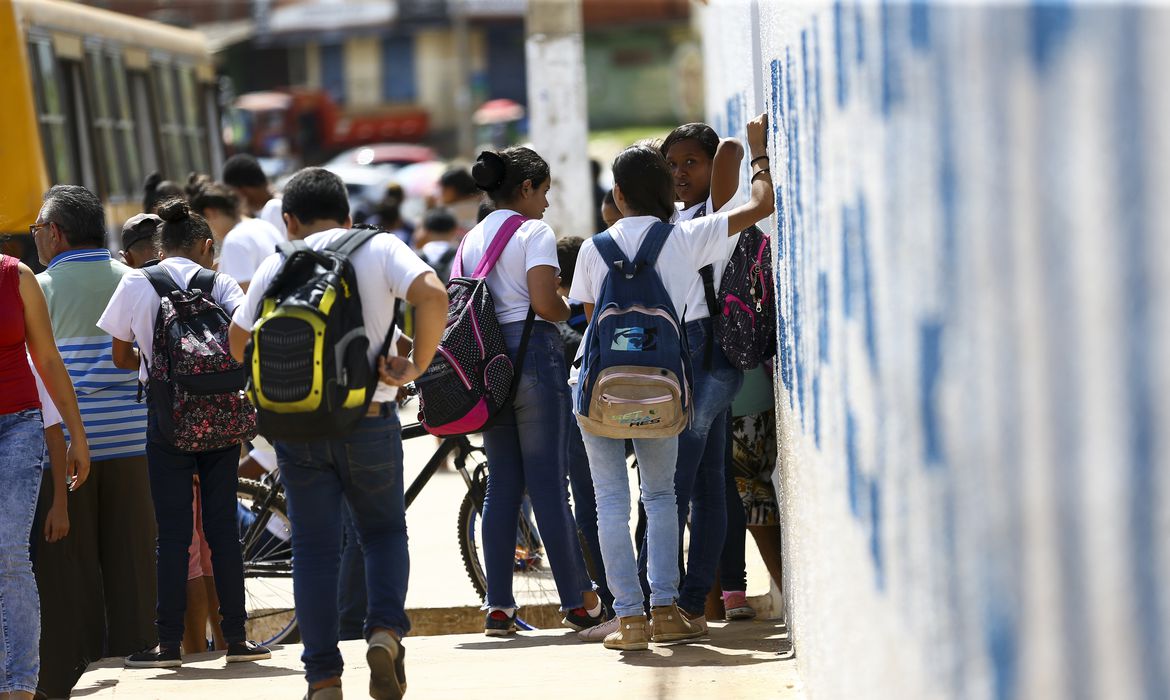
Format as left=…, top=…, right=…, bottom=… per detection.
left=471, top=151, right=507, bottom=192
left=156, top=197, right=191, bottom=223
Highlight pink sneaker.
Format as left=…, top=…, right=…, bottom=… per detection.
left=722, top=591, right=756, bottom=621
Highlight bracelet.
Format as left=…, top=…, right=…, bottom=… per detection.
left=751, top=168, right=772, bottom=183
left=750, top=155, right=770, bottom=167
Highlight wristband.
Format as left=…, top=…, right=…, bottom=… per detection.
left=750, top=155, right=770, bottom=167
left=751, top=168, right=772, bottom=183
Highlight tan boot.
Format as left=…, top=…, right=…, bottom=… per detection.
left=650, top=603, right=704, bottom=643
left=603, top=614, right=649, bottom=651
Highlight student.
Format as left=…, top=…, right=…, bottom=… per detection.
left=373, top=183, right=415, bottom=244
left=570, top=114, right=773, bottom=650
left=438, top=166, right=483, bottom=233
left=190, top=182, right=285, bottom=291
left=119, top=213, right=161, bottom=269
left=414, top=208, right=460, bottom=283
left=143, top=172, right=184, bottom=215
left=636, top=120, right=749, bottom=631
left=462, top=148, right=601, bottom=636
left=223, top=153, right=286, bottom=237
left=2, top=252, right=89, bottom=700
left=600, top=189, right=622, bottom=229
left=229, top=167, right=449, bottom=700
left=98, top=198, right=270, bottom=668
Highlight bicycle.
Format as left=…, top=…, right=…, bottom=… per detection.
left=237, top=397, right=559, bottom=645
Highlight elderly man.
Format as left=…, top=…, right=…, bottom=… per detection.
left=31, top=185, right=157, bottom=698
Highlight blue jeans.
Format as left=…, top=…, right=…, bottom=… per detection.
left=639, top=318, right=743, bottom=613
left=146, top=433, right=247, bottom=646
left=0, top=409, right=45, bottom=695
left=337, top=503, right=367, bottom=641
left=566, top=415, right=612, bottom=611
left=481, top=322, right=591, bottom=610
left=275, top=410, right=409, bottom=684
left=579, top=430, right=679, bottom=619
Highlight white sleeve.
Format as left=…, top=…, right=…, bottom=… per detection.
left=29, top=356, right=62, bottom=428
left=381, top=234, right=435, bottom=300
left=523, top=222, right=560, bottom=273
left=679, top=213, right=731, bottom=270
left=232, top=255, right=280, bottom=331
left=568, top=241, right=600, bottom=305
left=96, top=274, right=139, bottom=343
left=216, top=274, right=247, bottom=317
left=260, top=199, right=287, bottom=237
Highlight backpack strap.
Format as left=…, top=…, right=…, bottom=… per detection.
left=325, top=227, right=383, bottom=258
left=141, top=264, right=181, bottom=299
left=634, top=221, right=673, bottom=269
left=470, top=214, right=527, bottom=279
left=698, top=265, right=718, bottom=371
left=190, top=268, right=217, bottom=296
left=591, top=232, right=634, bottom=278
left=277, top=239, right=308, bottom=258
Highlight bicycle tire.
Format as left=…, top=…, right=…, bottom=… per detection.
left=237, top=477, right=299, bottom=646
left=455, top=464, right=562, bottom=615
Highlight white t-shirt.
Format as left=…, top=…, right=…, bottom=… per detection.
left=675, top=194, right=739, bottom=321
left=232, top=228, right=432, bottom=403
left=218, top=217, right=286, bottom=285
left=569, top=214, right=731, bottom=322
left=30, top=357, right=62, bottom=429
left=420, top=240, right=455, bottom=268
left=259, top=197, right=287, bottom=237
left=458, top=209, right=559, bottom=324
left=97, top=258, right=246, bottom=382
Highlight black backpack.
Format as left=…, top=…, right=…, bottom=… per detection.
left=244, top=228, right=398, bottom=441
left=701, top=224, right=776, bottom=370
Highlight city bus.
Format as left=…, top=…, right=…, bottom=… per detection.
left=0, top=0, right=222, bottom=266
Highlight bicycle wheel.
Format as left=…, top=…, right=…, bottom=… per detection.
left=237, top=477, right=298, bottom=645
left=456, top=463, right=562, bottom=613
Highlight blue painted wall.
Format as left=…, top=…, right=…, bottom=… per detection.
left=701, top=3, right=1170, bottom=699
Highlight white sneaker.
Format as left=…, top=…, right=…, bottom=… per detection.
left=577, top=615, right=620, bottom=642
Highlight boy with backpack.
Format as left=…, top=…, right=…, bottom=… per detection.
left=228, top=168, right=448, bottom=700
left=569, top=114, right=774, bottom=651
left=97, top=198, right=270, bottom=669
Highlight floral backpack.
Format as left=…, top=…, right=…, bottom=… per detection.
left=143, top=266, right=256, bottom=452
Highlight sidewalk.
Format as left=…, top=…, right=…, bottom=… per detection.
left=75, top=620, right=802, bottom=699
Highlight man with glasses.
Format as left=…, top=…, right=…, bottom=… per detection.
left=31, top=186, right=157, bottom=699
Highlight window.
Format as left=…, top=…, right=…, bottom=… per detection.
left=87, top=46, right=125, bottom=197
left=153, top=61, right=189, bottom=177
left=321, top=43, right=345, bottom=106
left=128, top=71, right=160, bottom=179
left=106, top=52, right=143, bottom=196
left=175, top=65, right=208, bottom=175
left=381, top=35, right=416, bottom=102
left=27, top=39, right=76, bottom=184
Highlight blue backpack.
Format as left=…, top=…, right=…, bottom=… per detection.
left=575, top=222, right=692, bottom=439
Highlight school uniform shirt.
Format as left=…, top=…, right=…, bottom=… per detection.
left=675, top=193, right=740, bottom=322
left=97, top=257, right=246, bottom=383
left=259, top=197, right=287, bottom=237
left=458, top=209, right=560, bottom=325
left=232, top=228, right=432, bottom=403
left=569, top=213, right=731, bottom=323
left=218, top=217, right=286, bottom=285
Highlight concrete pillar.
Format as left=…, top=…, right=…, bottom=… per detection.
left=525, top=0, right=593, bottom=237
left=451, top=0, right=475, bottom=159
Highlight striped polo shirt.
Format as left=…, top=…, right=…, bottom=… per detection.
left=37, top=249, right=147, bottom=461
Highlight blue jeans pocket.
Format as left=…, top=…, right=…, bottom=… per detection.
left=343, top=419, right=401, bottom=496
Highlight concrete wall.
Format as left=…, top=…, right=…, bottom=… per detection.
left=700, top=3, right=1170, bottom=699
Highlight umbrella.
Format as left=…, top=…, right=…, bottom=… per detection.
left=473, top=99, right=525, bottom=126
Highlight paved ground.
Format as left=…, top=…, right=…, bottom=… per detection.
left=76, top=620, right=801, bottom=699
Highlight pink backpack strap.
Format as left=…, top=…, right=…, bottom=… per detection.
left=471, top=214, right=527, bottom=279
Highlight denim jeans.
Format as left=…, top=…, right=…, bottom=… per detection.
left=481, top=321, right=591, bottom=610
left=565, top=414, right=612, bottom=611
left=145, top=435, right=247, bottom=646
left=579, top=430, right=679, bottom=619
left=639, top=318, right=743, bottom=613
left=275, top=410, right=409, bottom=684
left=0, top=408, right=45, bottom=695
left=337, top=503, right=367, bottom=640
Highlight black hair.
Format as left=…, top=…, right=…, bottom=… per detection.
left=477, top=201, right=495, bottom=223
left=282, top=167, right=349, bottom=225
left=602, top=188, right=616, bottom=208
left=42, top=185, right=106, bottom=248
left=471, top=147, right=549, bottom=206
left=556, top=236, right=584, bottom=290
left=222, top=153, right=268, bottom=189
left=188, top=182, right=240, bottom=218
left=612, top=146, right=675, bottom=222
left=156, top=197, right=213, bottom=252
left=143, top=172, right=184, bottom=213
left=422, top=207, right=457, bottom=234
left=438, top=167, right=478, bottom=198
left=660, top=123, right=719, bottom=160
left=184, top=172, right=213, bottom=201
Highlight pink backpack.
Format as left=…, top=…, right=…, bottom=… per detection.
left=415, top=215, right=535, bottom=436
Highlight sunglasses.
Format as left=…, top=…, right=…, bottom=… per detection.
left=29, top=221, right=52, bottom=236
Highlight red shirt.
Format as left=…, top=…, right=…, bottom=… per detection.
left=0, top=255, right=40, bottom=415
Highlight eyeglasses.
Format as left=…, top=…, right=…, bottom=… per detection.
left=29, top=221, right=52, bottom=236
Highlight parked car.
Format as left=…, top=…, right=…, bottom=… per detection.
left=325, top=143, right=439, bottom=170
